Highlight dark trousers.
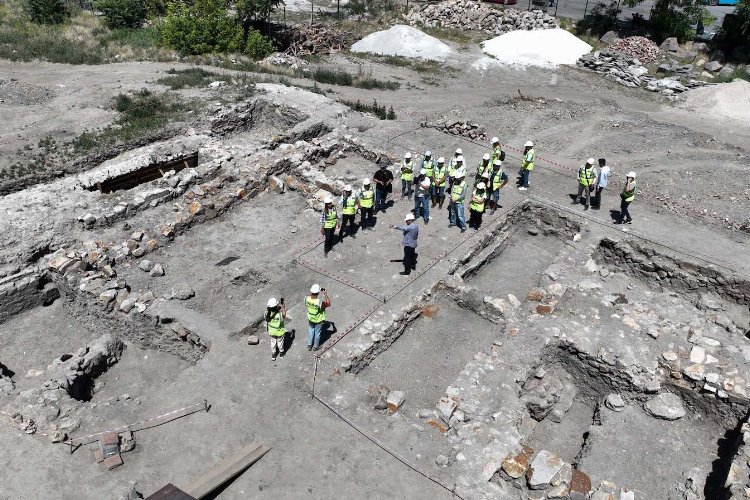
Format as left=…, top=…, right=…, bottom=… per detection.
left=361, top=207, right=374, bottom=228
left=620, top=199, right=632, bottom=222
left=593, top=187, right=604, bottom=209
left=339, top=214, right=356, bottom=239
left=403, top=246, right=416, bottom=274
left=375, top=187, right=388, bottom=211
left=323, top=227, right=336, bottom=254
left=468, top=209, right=483, bottom=229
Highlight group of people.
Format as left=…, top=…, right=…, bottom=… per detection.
left=263, top=138, right=640, bottom=359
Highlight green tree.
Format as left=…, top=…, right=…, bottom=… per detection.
left=161, top=0, right=244, bottom=54
left=624, top=0, right=707, bottom=42
left=24, top=0, right=70, bottom=24
left=93, top=0, right=147, bottom=29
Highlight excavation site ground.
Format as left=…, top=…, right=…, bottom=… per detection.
left=1, top=40, right=750, bottom=500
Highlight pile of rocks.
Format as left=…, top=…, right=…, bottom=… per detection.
left=577, top=49, right=711, bottom=96
left=610, top=36, right=661, bottom=65
left=433, top=119, right=487, bottom=141
left=284, top=23, right=359, bottom=56
left=407, top=1, right=557, bottom=35
left=260, top=53, right=309, bottom=72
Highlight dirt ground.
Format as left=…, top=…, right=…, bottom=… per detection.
left=1, top=27, right=749, bottom=500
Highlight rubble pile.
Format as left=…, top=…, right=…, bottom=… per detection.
left=407, top=0, right=557, bottom=35
left=284, top=23, right=359, bottom=56
left=577, top=49, right=711, bottom=96
left=610, top=36, right=661, bottom=65
left=260, top=52, right=309, bottom=71
left=436, top=119, right=487, bottom=141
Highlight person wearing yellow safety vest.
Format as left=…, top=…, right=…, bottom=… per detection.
left=266, top=297, right=286, bottom=361
left=490, top=137, right=505, bottom=164
left=488, top=158, right=508, bottom=213
left=421, top=151, right=434, bottom=180
left=338, top=185, right=358, bottom=242
left=432, top=157, right=447, bottom=209
left=321, top=196, right=339, bottom=258
left=359, top=178, right=375, bottom=230
left=306, top=284, right=331, bottom=351
left=401, top=152, right=415, bottom=200
left=448, top=170, right=467, bottom=232
left=448, top=148, right=463, bottom=186
left=574, top=158, right=598, bottom=211
left=616, top=171, right=637, bottom=225
left=474, top=153, right=491, bottom=186
left=518, top=140, right=535, bottom=191
left=468, top=182, right=488, bottom=230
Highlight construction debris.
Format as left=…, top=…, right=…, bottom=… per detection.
left=610, top=36, right=662, bottom=65
left=284, top=23, right=359, bottom=57
left=407, top=1, right=557, bottom=35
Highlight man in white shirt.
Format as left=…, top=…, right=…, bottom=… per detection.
left=593, top=158, right=610, bottom=210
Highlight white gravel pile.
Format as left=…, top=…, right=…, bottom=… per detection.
left=679, top=79, right=750, bottom=127
left=351, top=25, right=452, bottom=61
left=480, top=28, right=592, bottom=68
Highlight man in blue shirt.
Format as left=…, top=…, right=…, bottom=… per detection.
left=391, top=213, right=419, bottom=276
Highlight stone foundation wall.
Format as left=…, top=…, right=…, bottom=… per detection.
left=595, top=238, right=750, bottom=306
left=0, top=269, right=53, bottom=325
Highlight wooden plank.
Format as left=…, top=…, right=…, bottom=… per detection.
left=146, top=483, right=196, bottom=500
left=182, top=443, right=270, bottom=499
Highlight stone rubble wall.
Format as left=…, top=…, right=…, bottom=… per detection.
left=0, top=269, right=52, bottom=324
left=595, top=238, right=750, bottom=307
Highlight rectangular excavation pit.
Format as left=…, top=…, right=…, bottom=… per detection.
left=522, top=345, right=749, bottom=500
left=85, top=152, right=198, bottom=193
left=354, top=296, right=501, bottom=413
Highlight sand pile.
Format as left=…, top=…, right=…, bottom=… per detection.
left=678, top=79, right=750, bottom=127
left=480, top=28, right=592, bottom=68
left=351, top=25, right=452, bottom=61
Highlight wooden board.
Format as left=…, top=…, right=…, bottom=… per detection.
left=146, top=483, right=196, bottom=500
left=182, top=443, right=270, bottom=499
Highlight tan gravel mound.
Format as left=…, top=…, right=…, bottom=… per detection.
left=678, top=79, right=750, bottom=127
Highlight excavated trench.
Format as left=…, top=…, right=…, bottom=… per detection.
left=85, top=152, right=198, bottom=193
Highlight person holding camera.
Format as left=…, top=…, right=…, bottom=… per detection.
left=306, top=284, right=331, bottom=352
left=266, top=297, right=287, bottom=361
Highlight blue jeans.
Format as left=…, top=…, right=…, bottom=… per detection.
left=521, top=170, right=530, bottom=188
left=414, top=196, right=430, bottom=221
left=308, top=321, right=323, bottom=348
left=431, top=185, right=445, bottom=198
left=449, top=202, right=466, bottom=229
left=375, top=187, right=388, bottom=211
left=401, top=179, right=413, bottom=199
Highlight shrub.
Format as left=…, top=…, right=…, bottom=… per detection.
left=161, top=0, right=244, bottom=55
left=93, top=0, right=147, bottom=29
left=156, top=67, right=230, bottom=89
left=244, top=28, right=274, bottom=59
left=311, top=67, right=354, bottom=86
left=24, top=0, right=70, bottom=24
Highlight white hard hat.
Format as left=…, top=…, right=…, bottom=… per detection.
left=405, top=213, right=415, bottom=221
left=425, top=150, right=432, bottom=157
left=404, top=152, right=412, bottom=159
left=627, top=171, right=637, bottom=178
left=420, top=168, right=427, bottom=175
left=344, top=184, right=352, bottom=191
left=437, top=157, right=445, bottom=163
left=483, top=153, right=490, bottom=161
left=493, top=159, right=502, bottom=166
left=363, top=178, right=370, bottom=185
left=323, top=196, right=333, bottom=204
left=455, top=148, right=463, bottom=155
left=524, top=140, right=534, bottom=147
left=587, top=158, right=595, bottom=165
left=476, top=182, right=486, bottom=189
left=491, top=136, right=499, bottom=143
left=456, top=155, right=464, bottom=163
left=267, top=297, right=278, bottom=308
left=420, top=179, right=430, bottom=188
left=310, top=284, right=321, bottom=294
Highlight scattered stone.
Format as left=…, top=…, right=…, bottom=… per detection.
left=689, top=345, right=705, bottom=364
left=645, top=392, right=686, bottom=420
left=170, top=285, right=195, bottom=300
left=705, top=60, right=722, bottom=72
left=247, top=335, right=260, bottom=345
left=605, top=393, right=625, bottom=412
left=536, top=301, right=557, bottom=315
left=437, top=396, right=457, bottom=423
left=683, top=364, right=706, bottom=381
left=386, top=390, right=405, bottom=412
left=119, top=298, right=137, bottom=313
left=149, top=264, right=164, bottom=277
left=570, top=469, right=592, bottom=500
left=526, top=288, right=546, bottom=302
left=502, top=446, right=534, bottom=479
left=527, top=450, right=564, bottom=490
left=662, top=351, right=678, bottom=362
left=138, top=260, right=154, bottom=272
left=435, top=454, right=449, bottom=467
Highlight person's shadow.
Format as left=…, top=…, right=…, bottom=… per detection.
left=283, top=329, right=296, bottom=353
left=318, top=322, right=338, bottom=347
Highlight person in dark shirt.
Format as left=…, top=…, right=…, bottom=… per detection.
left=373, top=164, right=394, bottom=213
